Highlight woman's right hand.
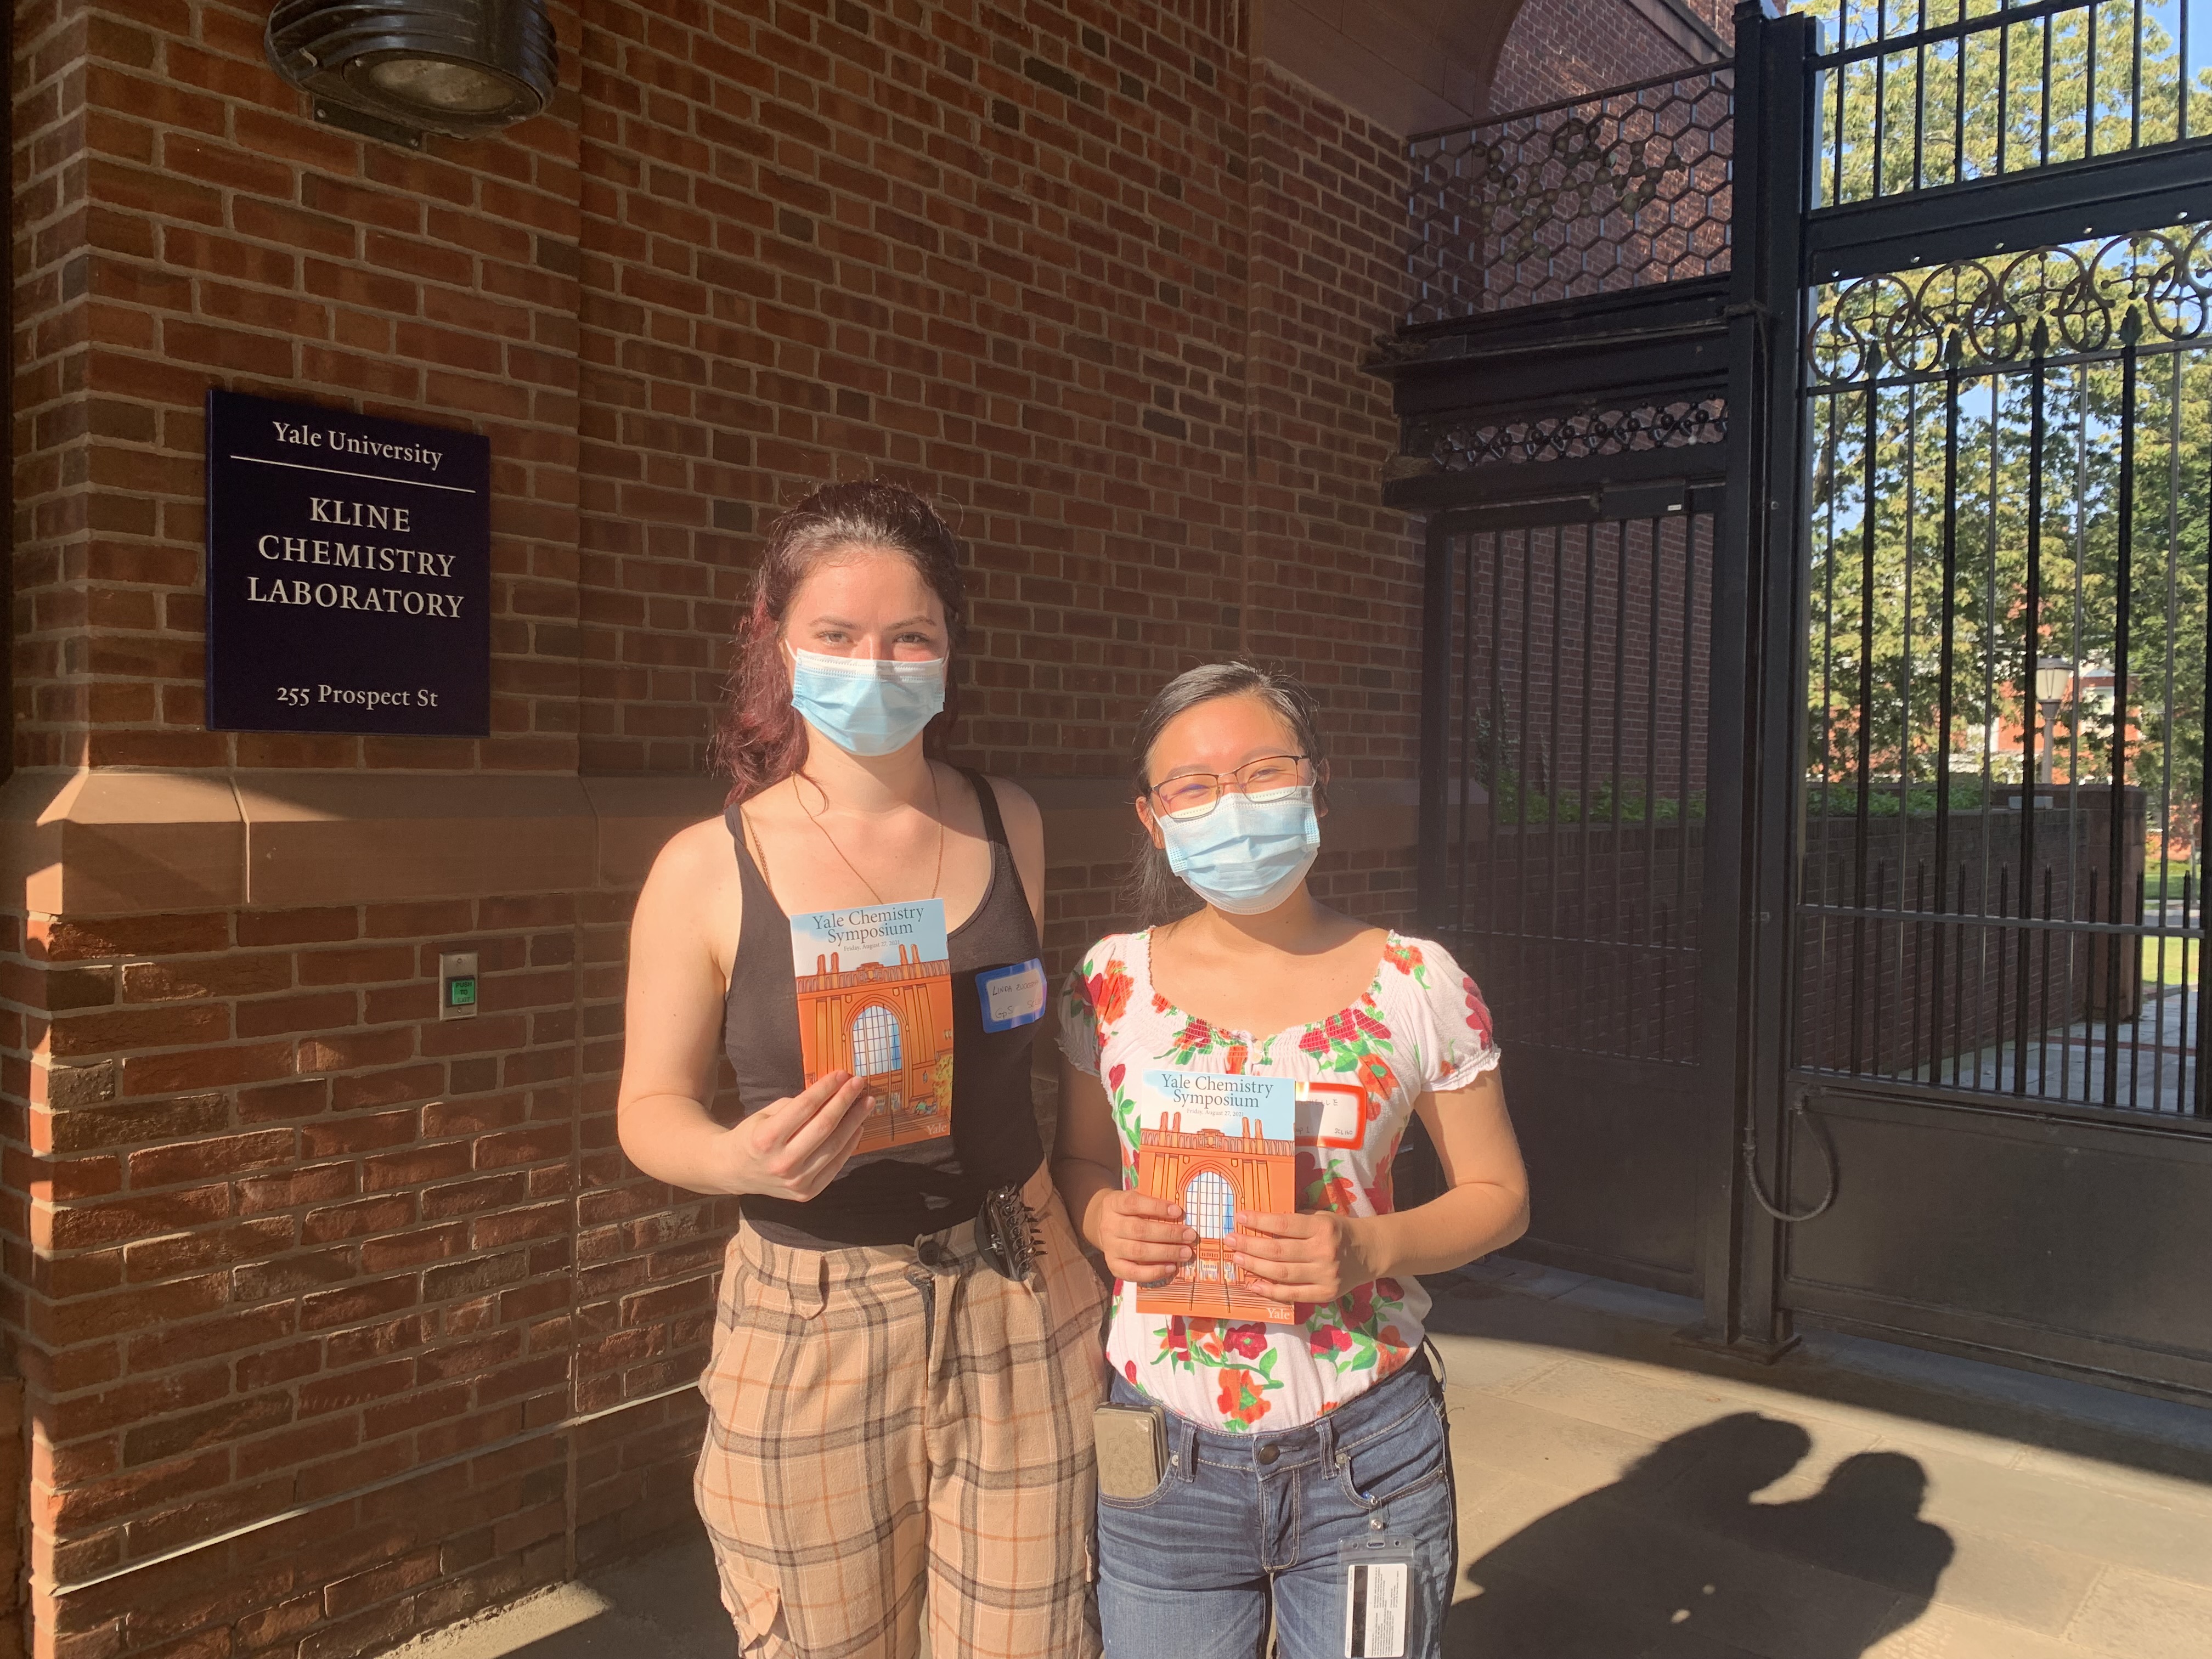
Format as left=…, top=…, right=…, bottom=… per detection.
left=1096, top=1190, right=1198, bottom=1286
left=710, top=1069, right=877, bottom=1200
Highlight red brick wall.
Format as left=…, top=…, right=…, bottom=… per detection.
left=1488, top=0, right=1733, bottom=116
left=3, top=2, right=1428, bottom=1656
left=10, top=1, right=586, bottom=774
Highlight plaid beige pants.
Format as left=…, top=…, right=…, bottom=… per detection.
left=695, top=1166, right=1109, bottom=1658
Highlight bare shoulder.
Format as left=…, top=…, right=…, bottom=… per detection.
left=648, top=813, right=740, bottom=887
left=980, top=773, right=1042, bottom=834
left=1313, top=904, right=1389, bottom=957
left=636, top=814, right=741, bottom=932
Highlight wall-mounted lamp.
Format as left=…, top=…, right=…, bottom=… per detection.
left=265, top=1, right=556, bottom=148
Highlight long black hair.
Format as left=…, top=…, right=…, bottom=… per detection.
left=1124, top=661, right=1330, bottom=926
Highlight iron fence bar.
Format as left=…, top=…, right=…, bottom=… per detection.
left=1548, top=522, right=1566, bottom=1013
left=2201, top=450, right=2212, bottom=1114
left=2154, top=348, right=2184, bottom=1110
left=2067, top=365, right=2089, bottom=1101
left=1854, top=384, right=1880, bottom=1071
left=1999, top=3, right=2013, bottom=175
left=1678, top=515, right=1700, bottom=1057
left=1901, top=380, right=1920, bottom=944
left=1545, top=526, right=1568, bottom=1020
left=2107, top=338, right=2140, bottom=1105
left=1516, top=528, right=1536, bottom=1003
left=1451, top=533, right=1469, bottom=946
left=1646, top=510, right=1666, bottom=975
left=2041, top=8, right=2056, bottom=166
left=2086, top=0, right=2099, bottom=162
left=1954, top=5, right=1969, bottom=189
left=2013, top=355, right=2048, bottom=1093
left=1914, top=1, right=1931, bottom=191
left=1576, top=524, right=1598, bottom=958
left=1612, top=523, right=1632, bottom=1047
left=1977, top=367, right=2002, bottom=1082
left=1488, top=529, right=1506, bottom=957
left=2132, top=0, right=2144, bottom=151
left=1876, top=16, right=1892, bottom=192
left=2184, top=0, right=2193, bottom=142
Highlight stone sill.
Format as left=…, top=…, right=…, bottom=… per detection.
left=0, top=770, right=1419, bottom=917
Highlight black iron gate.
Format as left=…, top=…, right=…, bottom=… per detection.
left=1424, top=490, right=1725, bottom=1288
left=1772, top=0, right=2212, bottom=1394
left=1383, top=0, right=2212, bottom=1397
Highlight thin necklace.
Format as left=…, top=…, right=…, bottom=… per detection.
left=792, top=765, right=946, bottom=905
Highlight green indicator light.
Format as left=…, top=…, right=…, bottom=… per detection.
left=448, top=977, right=477, bottom=1007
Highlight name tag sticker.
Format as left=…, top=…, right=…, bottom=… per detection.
left=1297, top=1080, right=1369, bottom=1149
left=1344, top=1560, right=1408, bottom=1658
left=978, top=958, right=1047, bottom=1032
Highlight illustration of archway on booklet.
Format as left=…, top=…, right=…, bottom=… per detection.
left=791, top=900, right=954, bottom=1156
left=1132, top=1070, right=1297, bottom=1323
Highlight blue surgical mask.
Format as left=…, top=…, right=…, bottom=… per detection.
left=1158, top=787, right=1321, bottom=916
left=789, top=649, right=946, bottom=756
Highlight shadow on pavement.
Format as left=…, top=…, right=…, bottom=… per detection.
left=1448, top=1412, right=1954, bottom=1657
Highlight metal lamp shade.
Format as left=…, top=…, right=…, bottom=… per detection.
left=2034, top=661, right=2074, bottom=705
left=265, top=1, right=556, bottom=140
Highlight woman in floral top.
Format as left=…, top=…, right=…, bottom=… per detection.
left=1053, top=662, right=1528, bottom=1659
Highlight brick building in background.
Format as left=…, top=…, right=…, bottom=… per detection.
left=0, top=1, right=1734, bottom=1654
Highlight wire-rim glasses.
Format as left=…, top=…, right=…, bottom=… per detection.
left=1148, top=754, right=1312, bottom=821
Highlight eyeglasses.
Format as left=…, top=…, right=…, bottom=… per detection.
left=1148, top=754, right=1313, bottom=820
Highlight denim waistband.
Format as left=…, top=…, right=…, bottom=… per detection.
left=1109, top=1350, right=1441, bottom=1483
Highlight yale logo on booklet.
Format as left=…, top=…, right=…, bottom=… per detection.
left=1344, top=1560, right=1408, bottom=1658
left=977, top=957, right=1047, bottom=1032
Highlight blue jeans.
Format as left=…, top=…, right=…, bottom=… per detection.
left=1096, top=1356, right=1457, bottom=1659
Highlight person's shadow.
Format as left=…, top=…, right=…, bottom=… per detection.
left=1447, top=1413, right=1954, bottom=1657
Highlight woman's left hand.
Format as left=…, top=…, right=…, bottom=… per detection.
left=1228, top=1211, right=1378, bottom=1305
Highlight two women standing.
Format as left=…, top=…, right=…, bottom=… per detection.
left=617, top=480, right=1528, bottom=1659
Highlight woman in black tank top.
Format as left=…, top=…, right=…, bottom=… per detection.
left=617, top=482, right=1108, bottom=1658
left=723, top=768, right=1047, bottom=1246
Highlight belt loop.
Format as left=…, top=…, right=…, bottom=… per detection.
left=1422, top=1337, right=1449, bottom=1390
left=1173, top=1417, right=1198, bottom=1483
left=788, top=1243, right=827, bottom=1318
left=1315, top=1405, right=1340, bottom=1471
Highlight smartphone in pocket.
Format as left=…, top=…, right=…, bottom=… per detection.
left=1093, top=1402, right=1166, bottom=1500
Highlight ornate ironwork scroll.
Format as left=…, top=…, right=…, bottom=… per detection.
left=1421, top=398, right=1729, bottom=471
left=1808, top=221, right=2212, bottom=385
left=1406, top=68, right=1735, bottom=325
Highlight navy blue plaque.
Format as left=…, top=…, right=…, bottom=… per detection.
left=205, top=390, right=491, bottom=736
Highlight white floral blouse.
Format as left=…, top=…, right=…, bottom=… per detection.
left=1058, top=928, right=1500, bottom=1433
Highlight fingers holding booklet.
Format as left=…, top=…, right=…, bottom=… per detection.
left=1227, top=1208, right=1374, bottom=1305
left=715, top=1068, right=877, bottom=1201
left=1095, top=1189, right=1197, bottom=1285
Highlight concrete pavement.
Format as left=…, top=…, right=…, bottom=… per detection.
left=373, top=1257, right=2212, bottom=1658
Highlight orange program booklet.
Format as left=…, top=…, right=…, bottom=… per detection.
left=789, top=900, right=954, bottom=1156
left=1131, top=1069, right=1298, bottom=1323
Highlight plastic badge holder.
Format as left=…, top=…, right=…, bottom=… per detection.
left=1339, top=1534, right=1415, bottom=1658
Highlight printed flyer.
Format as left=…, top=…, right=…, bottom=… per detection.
left=1131, top=1068, right=1298, bottom=1322
left=789, top=899, right=954, bottom=1155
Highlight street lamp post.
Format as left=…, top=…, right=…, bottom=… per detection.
left=2034, top=659, right=2073, bottom=787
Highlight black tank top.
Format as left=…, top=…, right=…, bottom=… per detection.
left=723, top=769, right=1047, bottom=1248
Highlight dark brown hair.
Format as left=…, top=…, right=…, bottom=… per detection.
left=1124, top=662, right=1330, bottom=925
left=712, top=480, right=967, bottom=803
